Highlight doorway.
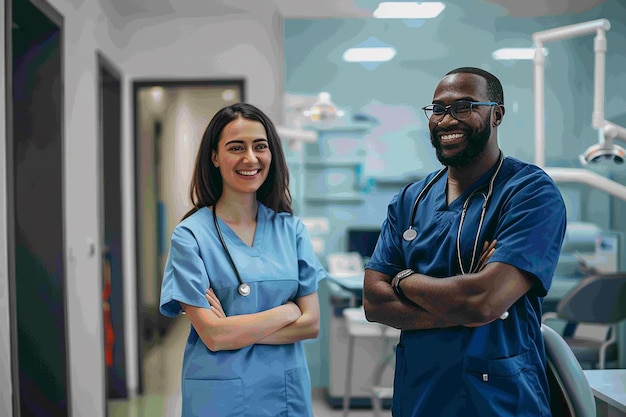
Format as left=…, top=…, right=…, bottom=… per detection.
left=132, top=79, right=245, bottom=395
left=8, top=0, right=68, bottom=415
left=97, top=53, right=126, bottom=403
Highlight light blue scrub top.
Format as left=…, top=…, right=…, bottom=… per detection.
left=367, top=156, right=567, bottom=417
left=160, top=203, right=327, bottom=417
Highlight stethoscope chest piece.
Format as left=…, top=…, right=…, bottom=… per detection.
left=403, top=228, right=417, bottom=241
left=238, top=283, right=251, bottom=297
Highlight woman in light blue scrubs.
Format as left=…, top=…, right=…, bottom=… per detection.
left=160, top=103, right=327, bottom=417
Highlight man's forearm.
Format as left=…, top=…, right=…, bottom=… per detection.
left=399, top=272, right=484, bottom=324
left=363, top=280, right=457, bottom=330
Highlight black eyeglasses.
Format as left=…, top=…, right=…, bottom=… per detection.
left=422, top=100, right=498, bottom=123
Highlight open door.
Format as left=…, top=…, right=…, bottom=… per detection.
left=133, top=79, right=244, bottom=394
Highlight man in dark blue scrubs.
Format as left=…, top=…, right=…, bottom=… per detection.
left=363, top=67, right=567, bottom=417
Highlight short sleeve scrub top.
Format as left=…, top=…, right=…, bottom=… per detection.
left=160, top=203, right=327, bottom=417
left=367, top=157, right=567, bottom=417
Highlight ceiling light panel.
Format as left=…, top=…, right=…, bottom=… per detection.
left=373, top=2, right=446, bottom=19
left=343, top=46, right=397, bottom=62
left=491, top=47, right=549, bottom=60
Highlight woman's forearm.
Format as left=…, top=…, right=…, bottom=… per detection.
left=256, top=310, right=319, bottom=344
left=183, top=301, right=301, bottom=351
left=258, top=293, right=321, bottom=344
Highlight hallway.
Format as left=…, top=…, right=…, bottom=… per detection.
left=108, top=316, right=391, bottom=417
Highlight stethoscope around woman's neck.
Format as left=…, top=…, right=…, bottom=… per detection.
left=212, top=206, right=251, bottom=296
left=402, top=152, right=505, bottom=275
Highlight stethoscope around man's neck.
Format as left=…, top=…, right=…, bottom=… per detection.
left=212, top=206, right=252, bottom=296
left=402, top=151, right=505, bottom=275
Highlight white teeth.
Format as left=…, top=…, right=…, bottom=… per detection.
left=441, top=133, right=464, bottom=140
left=238, top=170, right=259, bottom=176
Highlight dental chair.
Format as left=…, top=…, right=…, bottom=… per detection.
left=541, top=324, right=597, bottom=417
left=543, top=272, right=626, bottom=369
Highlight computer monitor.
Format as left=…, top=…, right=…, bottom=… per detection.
left=595, top=230, right=624, bottom=272
left=347, top=228, right=381, bottom=263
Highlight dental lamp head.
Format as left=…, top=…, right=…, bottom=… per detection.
left=579, top=123, right=626, bottom=165
left=579, top=141, right=626, bottom=165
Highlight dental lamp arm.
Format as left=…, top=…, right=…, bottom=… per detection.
left=532, top=19, right=610, bottom=44
left=603, top=121, right=626, bottom=142
left=532, top=19, right=611, bottom=168
left=545, top=167, right=626, bottom=202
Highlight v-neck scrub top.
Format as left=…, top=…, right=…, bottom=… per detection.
left=160, top=203, right=327, bottom=417
left=367, top=157, right=567, bottom=417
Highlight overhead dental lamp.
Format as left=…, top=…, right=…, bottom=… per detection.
left=303, top=92, right=344, bottom=122
left=579, top=122, right=626, bottom=165
left=581, top=143, right=625, bottom=165
left=532, top=18, right=626, bottom=201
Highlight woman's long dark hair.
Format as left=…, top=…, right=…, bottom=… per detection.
left=182, top=103, right=293, bottom=220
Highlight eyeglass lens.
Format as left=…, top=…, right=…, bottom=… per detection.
left=425, top=101, right=473, bottom=121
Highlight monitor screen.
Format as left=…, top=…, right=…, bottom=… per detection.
left=347, top=228, right=381, bottom=262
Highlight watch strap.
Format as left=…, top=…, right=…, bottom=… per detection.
left=393, top=268, right=415, bottom=302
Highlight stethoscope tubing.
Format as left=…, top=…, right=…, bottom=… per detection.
left=400, top=154, right=509, bottom=319
left=212, top=207, right=251, bottom=296
left=403, top=167, right=448, bottom=241
left=403, top=153, right=504, bottom=274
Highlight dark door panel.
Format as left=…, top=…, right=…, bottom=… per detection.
left=10, top=0, right=68, bottom=415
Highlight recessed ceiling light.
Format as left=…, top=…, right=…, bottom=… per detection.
left=373, top=2, right=446, bottom=19
left=491, top=47, right=549, bottom=61
left=221, top=89, right=237, bottom=101
left=150, top=86, right=164, bottom=103
left=343, top=47, right=397, bottom=63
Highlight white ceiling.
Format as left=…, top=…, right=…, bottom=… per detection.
left=100, top=0, right=607, bottom=23
left=275, top=0, right=608, bottom=18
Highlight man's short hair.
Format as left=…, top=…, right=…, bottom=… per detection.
left=445, top=67, right=504, bottom=105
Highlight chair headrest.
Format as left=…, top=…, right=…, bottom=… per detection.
left=557, top=273, right=626, bottom=323
left=541, top=324, right=597, bottom=417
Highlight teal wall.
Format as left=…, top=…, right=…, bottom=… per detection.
left=285, top=0, right=626, bottom=225
left=285, top=0, right=626, bottom=387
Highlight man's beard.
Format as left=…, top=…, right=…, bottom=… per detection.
left=431, top=117, right=491, bottom=167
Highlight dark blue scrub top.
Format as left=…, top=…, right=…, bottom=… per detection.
left=367, top=156, right=567, bottom=417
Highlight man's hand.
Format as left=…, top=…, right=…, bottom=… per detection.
left=474, top=239, right=497, bottom=272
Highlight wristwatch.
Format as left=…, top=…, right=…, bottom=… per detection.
left=393, top=268, right=415, bottom=301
